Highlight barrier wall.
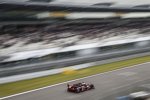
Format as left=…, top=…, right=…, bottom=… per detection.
left=0, top=46, right=150, bottom=77
left=0, top=51, right=150, bottom=84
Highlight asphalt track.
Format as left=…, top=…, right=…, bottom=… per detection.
left=2, top=62, right=150, bottom=100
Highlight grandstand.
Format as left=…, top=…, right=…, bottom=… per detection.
left=0, top=0, right=150, bottom=76
left=0, top=18, right=150, bottom=57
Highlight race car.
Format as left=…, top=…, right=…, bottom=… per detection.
left=67, top=82, right=95, bottom=93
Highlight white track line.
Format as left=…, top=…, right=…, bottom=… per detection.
left=0, top=62, right=150, bottom=100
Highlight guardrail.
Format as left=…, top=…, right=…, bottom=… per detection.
left=0, top=46, right=150, bottom=77
left=0, top=51, right=150, bottom=84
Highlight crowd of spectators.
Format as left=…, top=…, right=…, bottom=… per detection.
left=0, top=19, right=150, bottom=52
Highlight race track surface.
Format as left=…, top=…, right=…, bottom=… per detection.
left=2, top=62, right=150, bottom=100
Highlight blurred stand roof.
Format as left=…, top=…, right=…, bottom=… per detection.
left=0, top=0, right=150, bottom=23
left=0, top=0, right=150, bottom=12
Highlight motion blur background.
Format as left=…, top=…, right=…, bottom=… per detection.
left=0, top=0, right=150, bottom=66
left=1, top=0, right=150, bottom=100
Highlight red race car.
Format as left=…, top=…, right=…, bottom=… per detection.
left=67, top=82, right=95, bottom=93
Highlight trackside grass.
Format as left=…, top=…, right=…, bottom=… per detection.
left=0, top=55, right=150, bottom=98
